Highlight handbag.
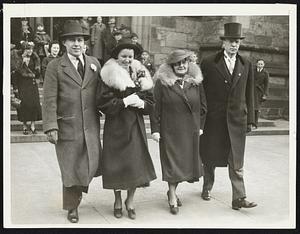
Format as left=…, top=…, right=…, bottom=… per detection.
left=11, top=97, right=21, bottom=109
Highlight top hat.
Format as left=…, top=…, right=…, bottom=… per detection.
left=111, top=38, right=142, bottom=59
left=166, top=49, right=193, bottom=65
left=60, top=20, right=90, bottom=40
left=220, top=22, right=245, bottom=40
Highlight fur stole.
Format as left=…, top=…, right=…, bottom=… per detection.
left=153, top=62, right=203, bottom=87
left=101, top=58, right=153, bottom=91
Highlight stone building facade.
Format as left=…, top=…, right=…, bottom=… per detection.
left=12, top=16, right=289, bottom=119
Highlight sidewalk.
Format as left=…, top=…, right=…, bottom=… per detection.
left=7, top=135, right=293, bottom=228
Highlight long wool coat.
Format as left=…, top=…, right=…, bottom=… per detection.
left=97, top=58, right=157, bottom=190
left=200, top=50, right=255, bottom=170
left=91, top=23, right=106, bottom=60
left=151, top=63, right=207, bottom=183
left=254, top=68, right=269, bottom=110
left=42, top=53, right=102, bottom=187
left=12, top=51, right=42, bottom=122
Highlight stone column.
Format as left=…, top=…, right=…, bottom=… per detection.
left=131, top=16, right=152, bottom=51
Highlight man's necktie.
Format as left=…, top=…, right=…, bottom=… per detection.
left=77, top=57, right=84, bottom=79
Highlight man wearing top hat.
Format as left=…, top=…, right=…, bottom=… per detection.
left=42, top=20, right=102, bottom=223
left=200, top=22, right=257, bottom=210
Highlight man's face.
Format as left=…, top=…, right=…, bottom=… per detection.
left=189, top=53, right=198, bottom=63
left=117, top=49, right=134, bottom=69
left=63, top=36, right=84, bottom=57
left=37, top=25, right=44, bottom=32
left=172, top=58, right=189, bottom=77
left=223, top=38, right=241, bottom=56
left=114, top=34, right=122, bottom=41
left=256, top=60, right=265, bottom=70
left=131, top=36, right=138, bottom=44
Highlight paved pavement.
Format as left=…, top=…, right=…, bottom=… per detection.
left=6, top=135, right=294, bottom=228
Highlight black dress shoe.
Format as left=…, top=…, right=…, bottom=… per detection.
left=232, top=198, right=257, bottom=210
left=167, top=191, right=182, bottom=207
left=201, top=190, right=211, bottom=201
left=67, top=208, right=79, bottom=223
left=113, top=202, right=123, bottom=218
left=125, top=199, right=136, bottom=220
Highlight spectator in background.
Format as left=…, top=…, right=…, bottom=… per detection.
left=189, top=51, right=200, bottom=66
left=14, top=18, right=34, bottom=46
left=34, top=23, right=51, bottom=62
left=130, top=33, right=143, bottom=59
left=103, top=29, right=123, bottom=64
left=140, top=50, right=155, bottom=77
left=79, top=17, right=91, bottom=55
left=90, top=16, right=106, bottom=66
left=254, top=59, right=269, bottom=127
left=41, top=41, right=60, bottom=84
left=12, top=41, right=42, bottom=135
left=103, top=18, right=117, bottom=63
left=119, top=24, right=131, bottom=39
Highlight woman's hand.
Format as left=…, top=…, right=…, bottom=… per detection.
left=199, top=129, right=203, bottom=136
left=151, top=132, right=160, bottom=142
left=123, top=93, right=144, bottom=109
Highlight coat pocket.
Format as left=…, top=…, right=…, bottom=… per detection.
left=57, top=116, right=76, bottom=141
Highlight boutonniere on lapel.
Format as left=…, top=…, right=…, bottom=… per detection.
left=90, top=64, right=97, bottom=72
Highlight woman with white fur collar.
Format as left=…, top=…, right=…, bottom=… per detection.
left=151, top=49, right=207, bottom=215
left=97, top=38, right=157, bottom=220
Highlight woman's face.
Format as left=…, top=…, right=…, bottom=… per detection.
left=117, top=49, right=134, bottom=69
left=50, top=43, right=60, bottom=57
left=97, top=17, right=102, bottom=24
left=141, top=52, right=149, bottom=60
left=189, top=53, right=198, bottom=63
left=172, top=58, right=189, bottom=77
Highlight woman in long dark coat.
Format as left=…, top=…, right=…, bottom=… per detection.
left=90, top=16, right=106, bottom=65
left=12, top=41, right=42, bottom=134
left=151, top=49, right=207, bottom=215
left=97, top=38, right=157, bottom=220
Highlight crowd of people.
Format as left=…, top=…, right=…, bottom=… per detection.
left=10, top=19, right=271, bottom=223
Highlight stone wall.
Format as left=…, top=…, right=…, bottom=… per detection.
left=148, top=16, right=289, bottom=119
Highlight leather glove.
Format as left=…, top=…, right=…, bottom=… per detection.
left=151, top=132, right=160, bottom=142
left=199, top=129, right=203, bottom=136
left=46, top=130, right=58, bottom=144
left=123, top=93, right=140, bottom=107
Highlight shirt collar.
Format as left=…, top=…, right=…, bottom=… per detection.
left=224, top=50, right=236, bottom=61
left=67, top=53, right=84, bottom=65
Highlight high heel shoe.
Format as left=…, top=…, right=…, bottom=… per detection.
left=167, top=191, right=179, bottom=215
left=124, top=199, right=136, bottom=220
left=167, top=191, right=182, bottom=207
left=113, top=202, right=123, bottom=218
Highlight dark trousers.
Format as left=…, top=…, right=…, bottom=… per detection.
left=202, top=151, right=246, bottom=201
left=254, top=110, right=260, bottom=127
left=62, top=185, right=88, bottom=210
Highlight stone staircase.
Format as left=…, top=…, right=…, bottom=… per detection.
left=10, top=85, right=289, bottom=143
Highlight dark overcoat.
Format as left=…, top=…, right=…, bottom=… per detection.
left=42, top=53, right=102, bottom=187
left=151, top=63, right=207, bottom=183
left=200, top=50, right=255, bottom=170
left=97, top=58, right=157, bottom=190
left=12, top=51, right=42, bottom=122
left=254, top=68, right=269, bottom=110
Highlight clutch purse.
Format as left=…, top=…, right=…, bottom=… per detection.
left=11, top=97, right=21, bottom=109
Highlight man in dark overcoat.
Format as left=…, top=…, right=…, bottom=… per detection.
left=200, top=23, right=257, bottom=210
left=42, top=20, right=102, bottom=223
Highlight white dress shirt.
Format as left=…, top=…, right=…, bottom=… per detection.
left=67, top=53, right=85, bottom=70
left=224, top=51, right=236, bottom=75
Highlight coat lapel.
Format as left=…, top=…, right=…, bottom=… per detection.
left=215, top=56, right=232, bottom=84
left=61, top=53, right=83, bottom=86
left=170, top=84, right=192, bottom=112
left=230, top=57, right=244, bottom=90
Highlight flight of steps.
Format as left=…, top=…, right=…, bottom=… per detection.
left=10, top=85, right=289, bottom=143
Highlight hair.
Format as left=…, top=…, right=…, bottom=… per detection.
left=256, top=58, right=265, bottom=63
left=48, top=40, right=60, bottom=53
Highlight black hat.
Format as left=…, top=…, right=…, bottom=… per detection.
left=111, top=38, right=142, bottom=59
left=220, top=22, right=245, bottom=40
left=60, top=20, right=90, bottom=40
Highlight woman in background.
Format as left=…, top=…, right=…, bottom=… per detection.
left=41, top=41, right=60, bottom=82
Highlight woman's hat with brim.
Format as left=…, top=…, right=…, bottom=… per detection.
left=111, top=38, right=142, bottom=59
left=220, top=22, right=245, bottom=40
left=20, top=41, right=35, bottom=50
left=60, top=20, right=90, bottom=41
left=166, top=49, right=193, bottom=65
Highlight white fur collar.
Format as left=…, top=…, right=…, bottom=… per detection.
left=100, top=58, right=153, bottom=91
left=153, top=62, right=203, bottom=87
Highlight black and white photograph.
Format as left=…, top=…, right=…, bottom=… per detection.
left=3, top=3, right=296, bottom=229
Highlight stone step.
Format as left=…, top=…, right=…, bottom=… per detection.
left=10, top=119, right=289, bottom=143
